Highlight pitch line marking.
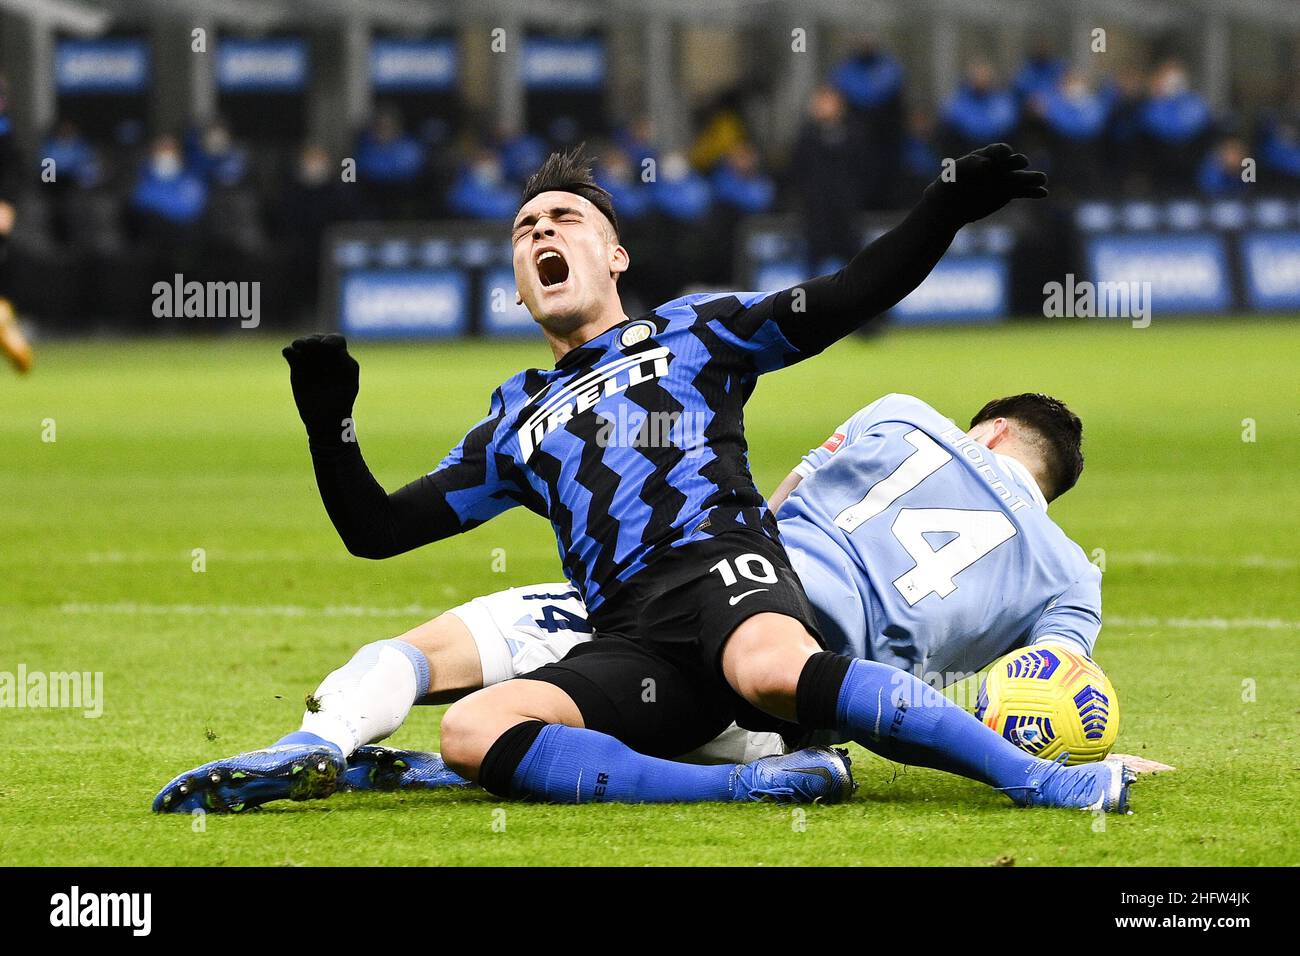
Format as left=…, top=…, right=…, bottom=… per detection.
left=1102, top=551, right=1297, bottom=571
left=37, top=604, right=1300, bottom=632
left=54, top=601, right=448, bottom=618
left=2, top=549, right=1295, bottom=571
left=1106, top=614, right=1300, bottom=631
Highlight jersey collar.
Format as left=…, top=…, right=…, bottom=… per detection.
left=994, top=452, right=1049, bottom=512
left=552, top=314, right=646, bottom=370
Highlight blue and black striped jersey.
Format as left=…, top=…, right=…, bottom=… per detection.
left=422, top=291, right=819, bottom=610
left=306, top=192, right=967, bottom=609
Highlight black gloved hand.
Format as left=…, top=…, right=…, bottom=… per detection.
left=923, top=143, right=1049, bottom=227
left=282, top=333, right=360, bottom=444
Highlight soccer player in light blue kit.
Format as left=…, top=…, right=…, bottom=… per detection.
left=773, top=391, right=1100, bottom=695
left=155, top=389, right=1128, bottom=812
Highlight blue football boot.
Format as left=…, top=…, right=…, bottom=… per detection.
left=342, top=745, right=471, bottom=792
left=999, top=754, right=1136, bottom=812
left=732, top=746, right=855, bottom=804
left=152, top=744, right=345, bottom=813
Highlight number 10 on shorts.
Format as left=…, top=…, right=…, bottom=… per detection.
left=709, top=553, right=778, bottom=587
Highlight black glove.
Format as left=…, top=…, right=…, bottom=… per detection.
left=282, top=333, right=359, bottom=444
left=923, top=143, right=1048, bottom=227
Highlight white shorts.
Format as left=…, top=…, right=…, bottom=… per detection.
left=448, top=582, right=592, bottom=687
left=446, top=581, right=785, bottom=763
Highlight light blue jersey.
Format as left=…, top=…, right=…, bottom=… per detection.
left=777, top=394, right=1101, bottom=684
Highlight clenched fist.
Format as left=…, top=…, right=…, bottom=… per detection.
left=282, top=333, right=360, bottom=444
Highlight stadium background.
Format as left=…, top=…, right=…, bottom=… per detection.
left=1, top=0, right=1299, bottom=335
left=1, top=1, right=1298, bottom=869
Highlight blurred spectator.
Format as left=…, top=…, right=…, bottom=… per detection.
left=494, top=126, right=548, bottom=182
left=830, top=36, right=904, bottom=209
left=591, top=144, right=653, bottom=306
left=40, top=120, right=106, bottom=248
left=271, top=143, right=358, bottom=316
left=1139, top=59, right=1213, bottom=193
left=650, top=152, right=712, bottom=221
left=689, top=89, right=750, bottom=173
left=275, top=143, right=353, bottom=228
left=642, top=151, right=718, bottom=295
left=129, top=135, right=208, bottom=231
left=616, top=115, right=660, bottom=167
left=355, top=107, right=428, bottom=218
left=1100, top=66, right=1148, bottom=193
left=710, top=142, right=775, bottom=215
left=1141, top=60, right=1213, bottom=145
left=1015, top=38, right=1066, bottom=101
left=1037, top=71, right=1109, bottom=141
left=40, top=121, right=101, bottom=189
left=708, top=141, right=775, bottom=297
left=791, top=85, right=866, bottom=273
left=0, top=77, right=16, bottom=236
left=897, top=109, right=940, bottom=204
left=355, top=108, right=427, bottom=184
left=0, top=75, right=11, bottom=146
left=127, top=135, right=209, bottom=326
left=447, top=149, right=519, bottom=220
left=0, top=72, right=32, bottom=365
left=941, top=60, right=1020, bottom=154
left=417, top=115, right=453, bottom=151
left=593, top=146, right=653, bottom=222
left=184, top=120, right=249, bottom=187
left=547, top=115, right=584, bottom=152
left=1258, top=116, right=1300, bottom=191
left=114, top=118, right=147, bottom=151
left=1034, top=70, right=1110, bottom=196
left=831, top=36, right=904, bottom=112
left=1198, top=137, right=1251, bottom=197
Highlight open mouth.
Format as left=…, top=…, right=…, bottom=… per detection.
left=536, top=249, right=570, bottom=288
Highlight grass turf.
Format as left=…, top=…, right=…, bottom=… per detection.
left=1, top=319, right=1297, bottom=866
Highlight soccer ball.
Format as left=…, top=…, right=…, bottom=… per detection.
left=975, top=645, right=1119, bottom=764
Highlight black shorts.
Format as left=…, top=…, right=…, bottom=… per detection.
left=519, top=527, right=823, bottom=758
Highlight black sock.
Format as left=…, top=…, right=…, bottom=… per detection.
left=795, top=651, right=853, bottom=729
left=478, top=720, right=546, bottom=798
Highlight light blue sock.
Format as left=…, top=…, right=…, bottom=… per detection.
left=512, top=724, right=737, bottom=803
left=272, top=730, right=339, bottom=752
left=836, top=658, right=1045, bottom=787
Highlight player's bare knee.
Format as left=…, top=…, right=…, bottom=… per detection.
left=439, top=697, right=496, bottom=778
left=723, top=615, right=819, bottom=716
left=738, top=650, right=802, bottom=709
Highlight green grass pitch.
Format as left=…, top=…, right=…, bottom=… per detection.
left=1, top=319, right=1297, bottom=866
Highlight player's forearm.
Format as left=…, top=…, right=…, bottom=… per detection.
left=308, top=441, right=459, bottom=559
left=841, top=191, right=962, bottom=311
left=775, top=193, right=959, bottom=355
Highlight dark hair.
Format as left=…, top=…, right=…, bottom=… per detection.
left=970, top=393, right=1084, bottom=501
left=520, top=146, right=619, bottom=240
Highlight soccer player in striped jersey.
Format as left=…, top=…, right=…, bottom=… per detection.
left=155, top=143, right=1132, bottom=813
